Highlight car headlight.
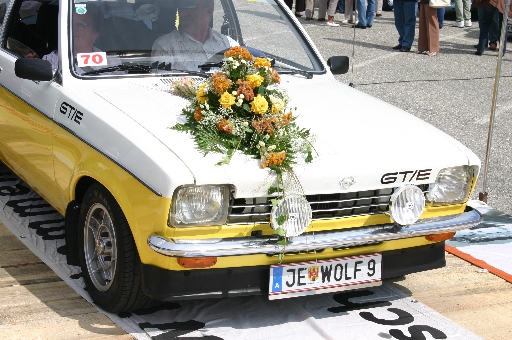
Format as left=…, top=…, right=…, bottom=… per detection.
left=426, top=166, right=478, bottom=205
left=170, top=185, right=233, bottom=227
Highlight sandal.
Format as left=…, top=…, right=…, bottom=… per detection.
left=416, top=51, right=427, bottom=54
left=427, top=52, right=439, bottom=57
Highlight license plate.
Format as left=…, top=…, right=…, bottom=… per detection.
left=269, top=253, right=382, bottom=300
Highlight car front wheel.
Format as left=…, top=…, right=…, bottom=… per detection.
left=78, top=183, right=153, bottom=312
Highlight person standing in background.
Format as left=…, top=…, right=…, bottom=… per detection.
left=392, top=0, right=416, bottom=51
left=285, top=0, right=306, bottom=17
left=376, top=0, right=383, bottom=17
left=417, top=0, right=440, bottom=56
left=453, top=0, right=472, bottom=27
left=437, top=8, right=445, bottom=28
left=305, top=0, right=340, bottom=25
left=341, top=0, right=358, bottom=24
left=354, top=0, right=376, bottom=28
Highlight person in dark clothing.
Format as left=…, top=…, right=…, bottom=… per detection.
left=392, top=0, right=417, bottom=52
left=284, top=0, right=306, bottom=16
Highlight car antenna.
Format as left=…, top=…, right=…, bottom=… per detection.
left=348, top=0, right=357, bottom=88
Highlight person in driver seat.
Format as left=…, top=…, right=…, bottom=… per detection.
left=151, top=0, right=238, bottom=71
left=43, top=3, right=121, bottom=75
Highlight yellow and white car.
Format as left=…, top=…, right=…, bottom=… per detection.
left=0, top=0, right=481, bottom=312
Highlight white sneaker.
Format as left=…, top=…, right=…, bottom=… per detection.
left=341, top=19, right=349, bottom=24
left=326, top=21, right=340, bottom=27
left=465, top=20, right=472, bottom=27
left=452, top=21, right=464, bottom=28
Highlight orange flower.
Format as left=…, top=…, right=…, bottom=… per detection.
left=281, top=111, right=292, bottom=126
left=236, top=79, right=254, bottom=101
left=193, top=107, right=203, bottom=122
left=210, top=72, right=233, bottom=95
left=216, top=119, right=232, bottom=134
left=224, top=46, right=253, bottom=60
left=271, top=69, right=280, bottom=84
left=252, top=118, right=277, bottom=135
left=254, top=58, right=271, bottom=68
left=261, top=151, right=286, bottom=168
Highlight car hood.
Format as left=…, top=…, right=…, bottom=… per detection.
left=94, top=77, right=477, bottom=198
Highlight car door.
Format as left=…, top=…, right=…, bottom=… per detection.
left=0, top=0, right=63, bottom=211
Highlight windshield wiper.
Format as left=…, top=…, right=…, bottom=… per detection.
left=274, top=65, right=313, bottom=79
left=165, top=69, right=210, bottom=78
left=81, top=64, right=152, bottom=75
left=197, top=62, right=223, bottom=71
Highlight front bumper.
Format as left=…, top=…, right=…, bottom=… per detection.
left=141, top=242, right=447, bottom=301
left=148, top=208, right=481, bottom=257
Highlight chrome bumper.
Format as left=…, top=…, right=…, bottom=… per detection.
left=148, top=209, right=481, bottom=258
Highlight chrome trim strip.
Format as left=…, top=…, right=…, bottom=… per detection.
left=148, top=209, right=482, bottom=257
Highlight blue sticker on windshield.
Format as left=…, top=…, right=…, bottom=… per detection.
left=75, top=4, right=87, bottom=15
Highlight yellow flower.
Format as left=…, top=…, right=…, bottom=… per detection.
left=254, top=58, right=271, bottom=68
left=246, top=74, right=264, bottom=88
left=250, top=94, right=268, bottom=115
left=219, top=92, right=236, bottom=108
left=196, top=83, right=208, bottom=104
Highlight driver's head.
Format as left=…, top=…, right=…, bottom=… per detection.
left=177, top=0, right=214, bottom=34
left=72, top=4, right=101, bottom=54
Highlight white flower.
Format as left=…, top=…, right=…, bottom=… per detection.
left=232, top=91, right=237, bottom=95
left=228, top=57, right=233, bottom=61
left=242, top=121, right=249, bottom=126
left=259, top=141, right=265, bottom=147
left=237, top=99, right=243, bottom=105
left=239, top=94, right=244, bottom=99
left=205, top=103, right=209, bottom=110
left=241, top=59, right=247, bottom=64
left=268, top=145, right=276, bottom=151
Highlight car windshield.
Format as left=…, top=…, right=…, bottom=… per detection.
left=69, top=0, right=323, bottom=77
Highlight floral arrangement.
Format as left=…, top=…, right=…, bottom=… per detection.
left=172, top=47, right=315, bottom=258
left=172, top=46, right=314, bottom=174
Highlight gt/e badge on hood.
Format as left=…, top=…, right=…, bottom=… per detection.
left=381, top=169, right=432, bottom=184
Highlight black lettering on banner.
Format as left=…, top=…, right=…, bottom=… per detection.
left=344, top=263, right=352, bottom=280
left=389, top=325, right=447, bottom=340
left=297, top=268, right=306, bottom=286
left=353, top=260, right=362, bottom=279
left=328, top=290, right=391, bottom=313
left=321, top=264, right=332, bottom=283
left=359, top=308, right=414, bottom=325
left=333, top=263, right=343, bottom=281
left=417, top=169, right=432, bottom=181
left=28, top=219, right=65, bottom=240
left=0, top=171, right=19, bottom=181
left=5, top=198, right=56, bottom=217
left=138, top=321, right=223, bottom=339
left=285, top=269, right=296, bottom=287
left=367, top=259, right=376, bottom=277
left=0, top=182, right=31, bottom=197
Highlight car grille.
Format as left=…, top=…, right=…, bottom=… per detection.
left=227, top=185, right=429, bottom=225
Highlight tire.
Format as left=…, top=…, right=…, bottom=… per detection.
left=78, top=183, right=153, bottom=312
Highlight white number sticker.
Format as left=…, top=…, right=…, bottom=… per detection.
left=77, top=52, right=108, bottom=67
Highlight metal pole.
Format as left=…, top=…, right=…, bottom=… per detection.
left=479, top=0, right=511, bottom=203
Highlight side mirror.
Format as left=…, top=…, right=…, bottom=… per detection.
left=15, top=58, right=53, bottom=81
left=327, top=56, right=349, bottom=75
